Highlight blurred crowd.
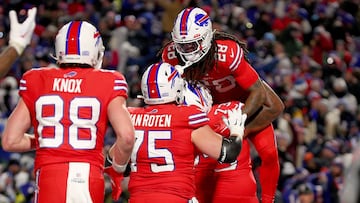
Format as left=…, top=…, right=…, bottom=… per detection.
left=0, top=0, right=359, bottom=203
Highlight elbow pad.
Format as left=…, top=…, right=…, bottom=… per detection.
left=218, top=136, right=242, bottom=163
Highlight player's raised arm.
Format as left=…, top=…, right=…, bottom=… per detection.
left=0, top=7, right=37, bottom=77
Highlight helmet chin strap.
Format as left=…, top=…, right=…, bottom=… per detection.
left=175, top=64, right=187, bottom=75
left=175, top=58, right=197, bottom=75
left=136, top=95, right=145, bottom=99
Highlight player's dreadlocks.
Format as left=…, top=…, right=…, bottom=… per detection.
left=158, top=31, right=250, bottom=83
left=214, top=31, right=249, bottom=57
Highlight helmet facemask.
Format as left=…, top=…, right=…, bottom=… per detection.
left=176, top=81, right=213, bottom=113
left=173, top=29, right=213, bottom=65
left=94, top=44, right=105, bottom=69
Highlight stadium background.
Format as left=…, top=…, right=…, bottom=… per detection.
left=0, top=0, right=359, bottom=202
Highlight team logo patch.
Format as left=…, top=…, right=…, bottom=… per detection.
left=194, top=13, right=210, bottom=27
left=150, top=109, right=158, bottom=113
left=64, top=71, right=77, bottom=78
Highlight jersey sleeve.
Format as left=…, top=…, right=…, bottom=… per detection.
left=217, top=40, right=260, bottom=90
left=161, top=42, right=179, bottom=66
left=185, top=105, right=210, bottom=129
left=232, top=59, right=260, bottom=90
left=19, top=69, right=40, bottom=108
left=109, top=70, right=129, bottom=100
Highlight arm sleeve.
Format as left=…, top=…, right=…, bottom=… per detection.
left=233, top=61, right=260, bottom=90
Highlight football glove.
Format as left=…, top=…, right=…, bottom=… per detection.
left=104, top=166, right=124, bottom=201
left=9, top=7, right=37, bottom=55
left=222, top=107, right=247, bottom=142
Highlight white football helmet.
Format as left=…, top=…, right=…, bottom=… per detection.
left=55, top=21, right=105, bottom=69
left=171, top=7, right=214, bottom=67
left=141, top=62, right=184, bottom=105
left=177, top=81, right=213, bottom=113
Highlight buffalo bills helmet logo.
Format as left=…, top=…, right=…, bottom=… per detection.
left=194, top=13, right=210, bottom=27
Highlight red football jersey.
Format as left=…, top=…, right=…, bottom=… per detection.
left=127, top=104, right=209, bottom=200
left=195, top=101, right=255, bottom=203
left=19, top=67, right=128, bottom=171
left=196, top=101, right=252, bottom=172
left=161, top=39, right=260, bottom=104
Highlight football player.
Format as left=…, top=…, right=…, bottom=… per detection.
left=2, top=21, right=135, bottom=203
left=106, top=62, right=246, bottom=203
left=181, top=82, right=259, bottom=203
left=161, top=7, right=285, bottom=203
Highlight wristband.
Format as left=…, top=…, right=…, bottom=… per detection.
left=112, top=156, right=128, bottom=173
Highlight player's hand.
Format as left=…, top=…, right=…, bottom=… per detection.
left=222, top=107, right=247, bottom=142
left=9, top=7, right=37, bottom=55
left=104, top=166, right=124, bottom=201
